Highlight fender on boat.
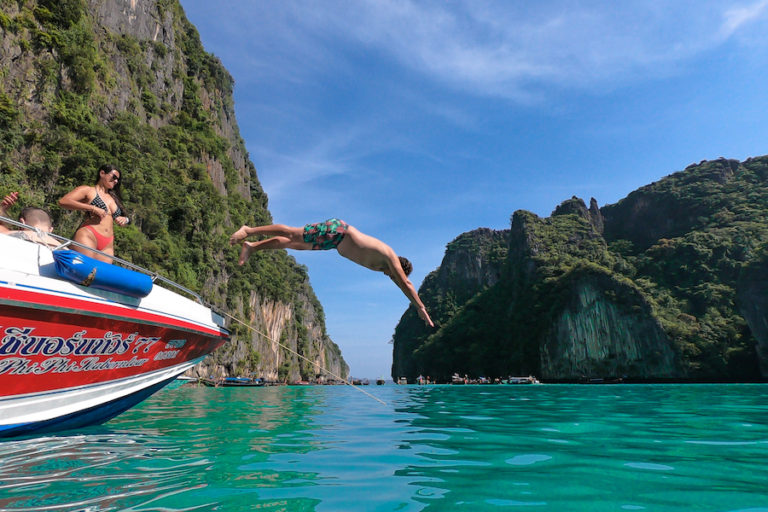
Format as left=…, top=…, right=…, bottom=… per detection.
left=52, top=249, right=153, bottom=298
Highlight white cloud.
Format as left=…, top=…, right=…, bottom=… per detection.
left=720, top=0, right=768, bottom=38
left=223, top=0, right=766, bottom=101
left=252, top=125, right=375, bottom=199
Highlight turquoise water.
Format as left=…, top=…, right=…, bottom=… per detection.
left=1, top=384, right=768, bottom=511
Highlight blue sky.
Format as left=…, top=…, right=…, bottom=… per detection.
left=180, top=0, right=768, bottom=379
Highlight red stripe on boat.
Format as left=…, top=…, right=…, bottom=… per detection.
left=0, top=285, right=226, bottom=337
left=0, top=287, right=228, bottom=397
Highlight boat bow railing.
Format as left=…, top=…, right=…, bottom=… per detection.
left=0, top=215, right=212, bottom=310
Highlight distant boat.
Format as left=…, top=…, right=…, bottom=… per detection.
left=586, top=377, right=624, bottom=384
left=0, top=221, right=229, bottom=438
left=199, top=378, right=220, bottom=387
left=376, top=378, right=386, bottom=385
left=397, top=377, right=407, bottom=385
left=200, top=376, right=265, bottom=387
left=506, top=376, right=541, bottom=384
left=451, top=373, right=466, bottom=385
left=221, top=377, right=265, bottom=387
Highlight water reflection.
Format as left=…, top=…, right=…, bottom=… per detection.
left=0, top=430, right=212, bottom=511
left=1, top=385, right=767, bottom=511
left=0, top=386, right=329, bottom=511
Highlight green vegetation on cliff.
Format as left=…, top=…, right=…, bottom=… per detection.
left=391, top=228, right=510, bottom=379
left=0, top=0, right=347, bottom=380
left=393, top=157, right=768, bottom=382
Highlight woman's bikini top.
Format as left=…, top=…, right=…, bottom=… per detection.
left=90, top=191, right=123, bottom=219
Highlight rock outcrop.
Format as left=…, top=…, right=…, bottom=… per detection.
left=738, top=252, right=768, bottom=377
left=393, top=157, right=768, bottom=382
left=391, top=228, right=509, bottom=379
left=541, top=272, right=677, bottom=379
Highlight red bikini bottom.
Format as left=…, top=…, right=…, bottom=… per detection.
left=82, top=225, right=114, bottom=251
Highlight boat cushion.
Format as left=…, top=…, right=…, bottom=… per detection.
left=53, top=249, right=153, bottom=298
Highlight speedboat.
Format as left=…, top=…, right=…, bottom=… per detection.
left=0, top=217, right=230, bottom=437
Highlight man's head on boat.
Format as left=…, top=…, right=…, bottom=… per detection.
left=19, top=207, right=53, bottom=233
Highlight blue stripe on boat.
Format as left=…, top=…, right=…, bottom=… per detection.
left=0, top=376, right=176, bottom=438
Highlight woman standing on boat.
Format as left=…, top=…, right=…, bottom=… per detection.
left=59, top=164, right=130, bottom=263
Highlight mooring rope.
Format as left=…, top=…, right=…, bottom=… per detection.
left=222, top=312, right=387, bottom=406
left=0, top=214, right=386, bottom=405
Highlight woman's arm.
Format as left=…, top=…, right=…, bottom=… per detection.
left=59, top=186, right=106, bottom=218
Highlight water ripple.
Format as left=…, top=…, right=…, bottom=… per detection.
left=0, top=432, right=210, bottom=511
left=1, top=384, right=768, bottom=511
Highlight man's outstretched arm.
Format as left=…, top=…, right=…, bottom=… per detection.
left=387, top=256, right=434, bottom=328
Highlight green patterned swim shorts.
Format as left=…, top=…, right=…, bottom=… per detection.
left=303, top=219, right=349, bottom=250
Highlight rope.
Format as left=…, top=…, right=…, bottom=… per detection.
left=222, top=311, right=387, bottom=406
left=0, top=215, right=386, bottom=404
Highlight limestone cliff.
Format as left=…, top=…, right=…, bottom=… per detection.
left=0, top=0, right=348, bottom=380
left=737, top=250, right=768, bottom=377
left=392, top=228, right=509, bottom=378
left=393, top=157, right=768, bottom=382
left=195, top=286, right=347, bottom=382
left=540, top=271, right=677, bottom=380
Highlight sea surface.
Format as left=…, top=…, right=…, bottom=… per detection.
left=1, top=384, right=768, bottom=511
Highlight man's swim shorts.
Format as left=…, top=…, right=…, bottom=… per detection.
left=303, top=219, right=349, bottom=250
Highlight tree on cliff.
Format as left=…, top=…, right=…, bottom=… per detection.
left=0, top=0, right=348, bottom=380
left=392, top=157, right=768, bottom=383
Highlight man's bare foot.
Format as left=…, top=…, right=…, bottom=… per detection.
left=239, top=241, right=255, bottom=265
left=230, top=225, right=249, bottom=245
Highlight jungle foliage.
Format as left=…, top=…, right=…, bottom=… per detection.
left=393, top=157, right=768, bottom=382
left=0, top=0, right=339, bottom=379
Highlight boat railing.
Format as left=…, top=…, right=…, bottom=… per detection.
left=0, top=214, right=208, bottom=307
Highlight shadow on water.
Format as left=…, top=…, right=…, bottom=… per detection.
left=2, top=384, right=768, bottom=511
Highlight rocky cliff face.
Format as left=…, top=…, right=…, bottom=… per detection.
left=436, top=228, right=509, bottom=289
left=195, top=287, right=347, bottom=382
left=541, top=273, right=677, bottom=380
left=737, top=252, right=768, bottom=377
left=391, top=228, right=509, bottom=379
left=511, top=204, right=678, bottom=381
left=393, top=158, right=768, bottom=382
left=601, top=158, right=741, bottom=250
left=0, top=0, right=348, bottom=380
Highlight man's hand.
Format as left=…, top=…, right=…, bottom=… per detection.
left=1, top=192, right=19, bottom=214
left=417, top=305, right=434, bottom=328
